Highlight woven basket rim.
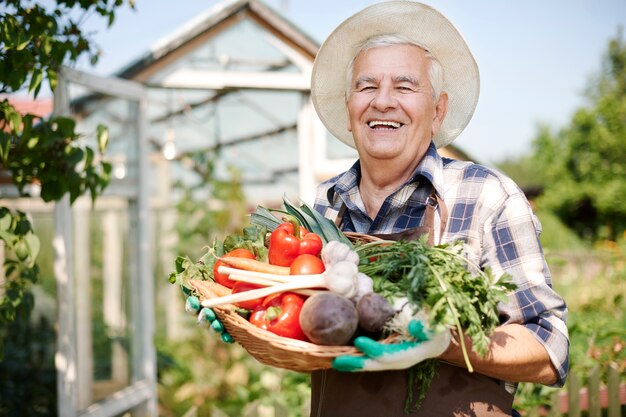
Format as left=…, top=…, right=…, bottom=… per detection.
left=189, top=279, right=363, bottom=372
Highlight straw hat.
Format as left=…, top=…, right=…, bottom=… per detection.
left=311, top=1, right=480, bottom=149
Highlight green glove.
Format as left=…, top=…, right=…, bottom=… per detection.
left=332, top=319, right=450, bottom=372
left=185, top=294, right=234, bottom=344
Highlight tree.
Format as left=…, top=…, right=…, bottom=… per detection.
left=0, top=0, right=133, bottom=354
left=528, top=28, right=626, bottom=241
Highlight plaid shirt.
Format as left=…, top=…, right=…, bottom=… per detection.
left=314, top=142, right=569, bottom=388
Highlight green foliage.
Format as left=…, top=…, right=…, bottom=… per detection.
left=172, top=165, right=247, bottom=262
left=556, top=242, right=626, bottom=374
left=157, top=332, right=310, bottom=417
left=0, top=207, right=40, bottom=360
left=0, top=100, right=112, bottom=203
left=0, top=0, right=133, bottom=359
left=526, top=29, right=626, bottom=241
left=1, top=0, right=134, bottom=97
left=496, top=154, right=544, bottom=192
left=0, top=290, right=57, bottom=416
left=357, top=237, right=515, bottom=357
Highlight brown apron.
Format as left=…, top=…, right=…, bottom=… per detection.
left=310, top=192, right=514, bottom=417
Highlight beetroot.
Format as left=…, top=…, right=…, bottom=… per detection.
left=299, top=292, right=359, bottom=345
left=356, top=292, right=395, bottom=333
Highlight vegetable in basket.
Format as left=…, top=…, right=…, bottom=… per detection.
left=231, top=281, right=264, bottom=310
left=268, top=221, right=323, bottom=266
left=170, top=196, right=520, bottom=412
left=299, top=292, right=359, bottom=346
left=249, top=292, right=307, bottom=341
left=213, top=248, right=256, bottom=288
left=200, top=260, right=360, bottom=309
left=289, top=253, right=325, bottom=275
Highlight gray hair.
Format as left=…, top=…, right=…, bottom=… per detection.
left=345, top=33, right=444, bottom=102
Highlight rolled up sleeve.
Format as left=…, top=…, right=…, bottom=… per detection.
left=483, top=188, right=569, bottom=387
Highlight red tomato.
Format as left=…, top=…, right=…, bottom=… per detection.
left=213, top=248, right=256, bottom=288
left=289, top=254, right=325, bottom=275
left=231, top=281, right=264, bottom=310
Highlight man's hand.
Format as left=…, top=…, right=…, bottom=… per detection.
left=332, top=319, right=451, bottom=372
left=185, top=294, right=234, bottom=344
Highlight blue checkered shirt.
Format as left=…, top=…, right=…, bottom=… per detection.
left=314, top=143, right=569, bottom=388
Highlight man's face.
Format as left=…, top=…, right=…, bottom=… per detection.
left=346, top=44, right=447, bottom=166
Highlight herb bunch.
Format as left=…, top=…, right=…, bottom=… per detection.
left=356, top=236, right=517, bottom=412
left=357, top=235, right=516, bottom=366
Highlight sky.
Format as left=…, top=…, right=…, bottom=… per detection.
left=70, top=0, right=626, bottom=164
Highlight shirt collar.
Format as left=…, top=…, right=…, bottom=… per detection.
left=410, top=142, right=445, bottom=197
left=325, top=141, right=445, bottom=205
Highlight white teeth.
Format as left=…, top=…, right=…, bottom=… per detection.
left=368, top=120, right=401, bottom=128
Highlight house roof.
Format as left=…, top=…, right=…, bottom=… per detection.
left=115, top=0, right=319, bottom=81
left=4, top=96, right=53, bottom=118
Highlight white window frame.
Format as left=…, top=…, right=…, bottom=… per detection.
left=53, top=66, right=156, bottom=417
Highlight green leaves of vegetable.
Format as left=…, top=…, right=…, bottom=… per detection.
left=251, top=195, right=353, bottom=247
left=356, top=236, right=516, bottom=411
left=358, top=236, right=516, bottom=359
left=169, top=224, right=268, bottom=291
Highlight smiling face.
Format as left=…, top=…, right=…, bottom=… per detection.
left=346, top=44, right=448, bottom=169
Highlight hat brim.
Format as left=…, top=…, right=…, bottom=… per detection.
left=311, top=1, right=480, bottom=149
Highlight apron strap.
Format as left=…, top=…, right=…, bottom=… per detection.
left=334, top=203, right=347, bottom=228
left=426, top=191, right=448, bottom=245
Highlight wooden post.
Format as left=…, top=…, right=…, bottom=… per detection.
left=587, top=366, right=600, bottom=417
left=568, top=372, right=581, bottom=417
left=102, top=210, right=128, bottom=385
left=607, top=362, right=620, bottom=417
left=74, top=207, right=93, bottom=409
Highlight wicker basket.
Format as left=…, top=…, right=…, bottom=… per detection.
left=189, top=232, right=383, bottom=373
left=189, top=279, right=362, bottom=372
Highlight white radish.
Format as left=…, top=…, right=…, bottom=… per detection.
left=218, top=266, right=291, bottom=284
left=227, top=272, right=323, bottom=297
left=201, top=261, right=359, bottom=309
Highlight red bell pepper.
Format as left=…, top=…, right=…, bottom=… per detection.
left=231, top=281, right=264, bottom=310
left=248, top=292, right=307, bottom=341
left=268, top=222, right=323, bottom=267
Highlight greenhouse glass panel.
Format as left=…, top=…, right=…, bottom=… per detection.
left=150, top=18, right=299, bottom=85
left=70, top=84, right=140, bottom=196
left=146, top=87, right=302, bottom=203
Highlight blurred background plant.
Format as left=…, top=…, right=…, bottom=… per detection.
left=500, top=28, right=626, bottom=414
left=0, top=0, right=129, bottom=356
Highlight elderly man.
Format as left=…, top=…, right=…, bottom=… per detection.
left=185, top=1, right=569, bottom=416
left=307, top=1, right=568, bottom=416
